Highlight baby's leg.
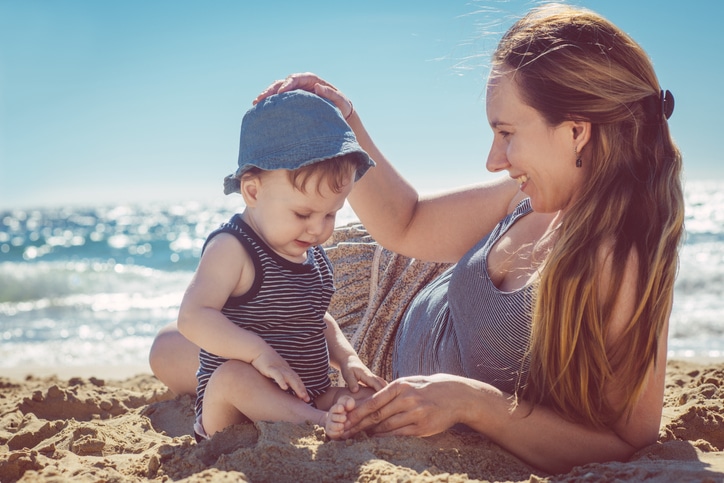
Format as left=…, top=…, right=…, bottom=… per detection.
left=148, top=321, right=199, bottom=396
left=201, top=359, right=327, bottom=438
left=316, top=386, right=376, bottom=440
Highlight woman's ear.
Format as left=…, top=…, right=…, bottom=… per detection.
left=240, top=175, right=261, bottom=207
left=571, top=120, right=592, bottom=153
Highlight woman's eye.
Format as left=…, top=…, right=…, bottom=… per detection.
left=499, top=131, right=511, bottom=139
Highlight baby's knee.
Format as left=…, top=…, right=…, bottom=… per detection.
left=208, top=360, right=256, bottom=387
left=148, top=328, right=176, bottom=373
left=148, top=324, right=199, bottom=396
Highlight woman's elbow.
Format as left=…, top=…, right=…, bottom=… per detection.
left=627, top=423, right=660, bottom=456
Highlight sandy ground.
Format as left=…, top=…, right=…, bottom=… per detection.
left=2, top=359, right=724, bottom=482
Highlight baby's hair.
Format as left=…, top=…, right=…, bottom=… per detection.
left=244, top=154, right=362, bottom=194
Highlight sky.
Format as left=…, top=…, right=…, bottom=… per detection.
left=1, top=0, right=722, bottom=210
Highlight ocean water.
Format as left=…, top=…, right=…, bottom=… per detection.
left=1, top=182, right=723, bottom=374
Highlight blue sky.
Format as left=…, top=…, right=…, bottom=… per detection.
left=1, top=0, right=721, bottom=210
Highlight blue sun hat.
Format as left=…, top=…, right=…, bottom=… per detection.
left=223, top=90, right=375, bottom=195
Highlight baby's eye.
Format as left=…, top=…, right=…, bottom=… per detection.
left=294, top=212, right=311, bottom=220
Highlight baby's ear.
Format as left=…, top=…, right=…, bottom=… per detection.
left=240, top=175, right=261, bottom=206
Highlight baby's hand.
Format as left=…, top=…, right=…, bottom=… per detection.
left=340, top=356, right=387, bottom=393
left=251, top=350, right=309, bottom=402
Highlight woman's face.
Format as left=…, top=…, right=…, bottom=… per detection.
left=485, top=71, right=587, bottom=214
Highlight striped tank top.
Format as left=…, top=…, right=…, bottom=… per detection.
left=194, top=215, right=335, bottom=419
left=393, top=199, right=533, bottom=394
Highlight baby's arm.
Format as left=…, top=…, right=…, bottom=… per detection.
left=177, top=233, right=309, bottom=401
left=323, top=312, right=387, bottom=392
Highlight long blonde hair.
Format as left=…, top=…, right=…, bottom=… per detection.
left=494, top=4, right=684, bottom=427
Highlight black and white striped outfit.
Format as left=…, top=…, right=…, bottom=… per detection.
left=393, top=199, right=533, bottom=394
left=194, top=215, right=334, bottom=420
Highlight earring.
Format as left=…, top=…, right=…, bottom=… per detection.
left=575, top=146, right=582, bottom=168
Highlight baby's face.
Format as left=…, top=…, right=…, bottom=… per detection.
left=242, top=169, right=354, bottom=263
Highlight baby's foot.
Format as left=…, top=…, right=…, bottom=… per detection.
left=324, top=395, right=355, bottom=440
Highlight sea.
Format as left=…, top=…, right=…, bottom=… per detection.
left=1, top=181, right=723, bottom=375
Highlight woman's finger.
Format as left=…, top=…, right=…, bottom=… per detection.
left=312, top=84, right=353, bottom=118
left=253, top=73, right=351, bottom=113
left=253, top=79, right=286, bottom=105
left=368, top=411, right=421, bottom=436
left=341, top=383, right=402, bottom=436
left=254, top=73, right=316, bottom=104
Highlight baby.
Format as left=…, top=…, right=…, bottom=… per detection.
left=177, top=90, right=385, bottom=441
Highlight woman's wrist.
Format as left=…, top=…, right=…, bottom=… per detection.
left=344, top=100, right=355, bottom=121
left=452, top=376, right=510, bottom=432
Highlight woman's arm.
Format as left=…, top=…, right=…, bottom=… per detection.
left=465, top=317, right=666, bottom=475
left=340, top=371, right=648, bottom=474
left=344, top=109, right=519, bottom=263
left=259, top=73, right=520, bottom=263
left=600, top=245, right=668, bottom=450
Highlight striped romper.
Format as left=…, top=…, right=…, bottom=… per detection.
left=393, top=199, right=534, bottom=394
left=194, top=215, right=335, bottom=422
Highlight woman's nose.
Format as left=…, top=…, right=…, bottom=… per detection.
left=486, top=143, right=510, bottom=173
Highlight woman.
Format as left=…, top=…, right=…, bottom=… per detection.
left=149, top=4, right=683, bottom=473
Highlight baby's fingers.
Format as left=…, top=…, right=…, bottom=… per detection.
left=364, top=373, right=388, bottom=391
left=275, top=368, right=310, bottom=402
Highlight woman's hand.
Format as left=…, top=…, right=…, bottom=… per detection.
left=254, top=72, right=354, bottom=119
left=341, top=374, right=465, bottom=438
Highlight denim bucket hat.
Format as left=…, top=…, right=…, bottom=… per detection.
left=223, top=90, right=374, bottom=195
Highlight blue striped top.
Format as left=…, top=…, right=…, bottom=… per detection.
left=194, top=215, right=335, bottom=419
left=393, top=199, right=533, bottom=394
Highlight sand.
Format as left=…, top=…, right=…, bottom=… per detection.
left=2, top=359, right=724, bottom=482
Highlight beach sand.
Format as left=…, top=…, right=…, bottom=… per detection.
left=2, top=359, right=724, bottom=482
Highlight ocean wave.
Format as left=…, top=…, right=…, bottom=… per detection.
left=684, top=180, right=724, bottom=237
left=0, top=260, right=189, bottom=364
left=0, top=260, right=191, bottom=305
